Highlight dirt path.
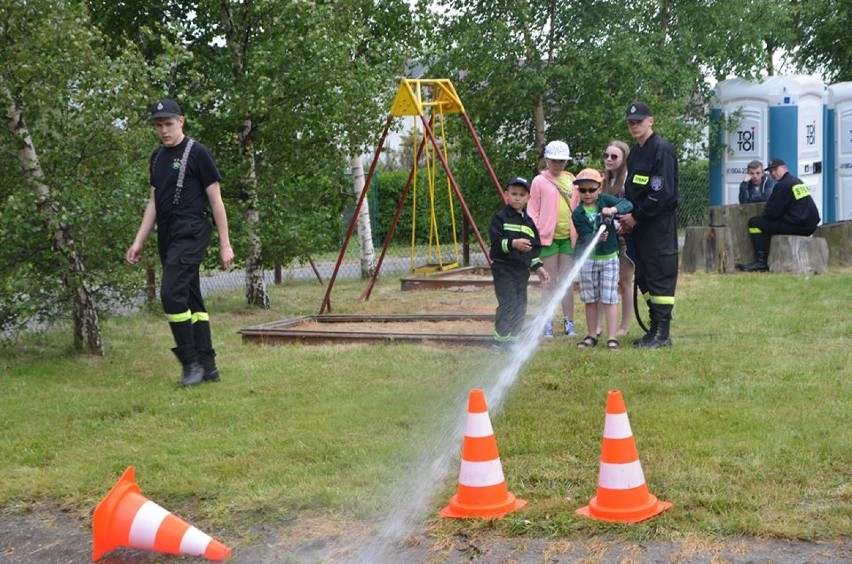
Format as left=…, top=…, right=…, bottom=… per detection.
left=2, top=506, right=849, bottom=563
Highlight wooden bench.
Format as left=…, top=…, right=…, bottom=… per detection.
left=768, top=235, right=829, bottom=275
left=814, top=220, right=852, bottom=267
left=681, top=226, right=736, bottom=273
left=709, top=203, right=766, bottom=265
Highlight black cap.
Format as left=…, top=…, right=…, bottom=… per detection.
left=625, top=102, right=652, bottom=121
left=149, top=99, right=182, bottom=119
left=765, top=158, right=786, bottom=170
left=507, top=176, right=530, bottom=192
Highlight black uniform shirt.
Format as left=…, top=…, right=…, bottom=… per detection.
left=625, top=132, right=679, bottom=222
left=488, top=205, right=544, bottom=271
left=762, top=172, right=820, bottom=228
left=150, top=137, right=222, bottom=221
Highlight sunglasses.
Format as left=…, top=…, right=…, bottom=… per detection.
left=602, top=152, right=620, bottom=160
left=577, top=187, right=599, bottom=194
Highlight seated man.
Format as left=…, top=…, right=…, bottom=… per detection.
left=739, top=160, right=775, bottom=203
left=736, top=158, right=820, bottom=272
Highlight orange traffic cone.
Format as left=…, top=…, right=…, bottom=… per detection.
left=92, top=466, right=231, bottom=561
left=576, top=390, right=671, bottom=523
left=440, top=388, right=526, bottom=519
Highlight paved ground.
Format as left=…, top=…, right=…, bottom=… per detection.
left=2, top=505, right=850, bottom=563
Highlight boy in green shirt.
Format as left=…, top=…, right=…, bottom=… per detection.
left=571, top=169, right=633, bottom=349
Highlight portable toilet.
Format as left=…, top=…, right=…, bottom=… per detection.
left=710, top=78, right=771, bottom=206
left=827, top=81, right=852, bottom=222
left=710, top=75, right=826, bottom=220
left=764, top=75, right=826, bottom=222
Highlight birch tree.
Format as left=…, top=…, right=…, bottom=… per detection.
left=3, top=93, right=101, bottom=353
left=349, top=156, right=376, bottom=277
left=0, top=1, right=151, bottom=351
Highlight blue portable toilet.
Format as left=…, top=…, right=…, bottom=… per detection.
left=827, top=81, right=852, bottom=222
left=764, top=75, right=826, bottom=222
left=710, top=78, right=771, bottom=206
left=711, top=75, right=826, bottom=221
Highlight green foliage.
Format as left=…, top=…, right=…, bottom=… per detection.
left=678, top=160, right=710, bottom=227
left=259, top=171, right=349, bottom=265
left=0, top=0, right=159, bottom=335
left=373, top=166, right=489, bottom=249
left=793, top=0, right=852, bottom=82
left=156, top=0, right=423, bottom=275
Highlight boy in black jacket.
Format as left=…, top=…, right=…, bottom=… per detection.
left=489, top=177, right=551, bottom=350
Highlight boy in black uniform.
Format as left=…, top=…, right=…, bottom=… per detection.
left=736, top=158, right=820, bottom=272
left=126, top=99, right=235, bottom=386
left=619, top=102, right=679, bottom=348
left=489, top=177, right=550, bottom=350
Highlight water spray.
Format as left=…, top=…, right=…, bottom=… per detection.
left=355, top=224, right=607, bottom=562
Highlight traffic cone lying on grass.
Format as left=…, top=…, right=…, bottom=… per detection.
left=440, top=388, right=526, bottom=519
left=576, top=389, right=672, bottom=523
left=92, top=466, right=231, bottom=561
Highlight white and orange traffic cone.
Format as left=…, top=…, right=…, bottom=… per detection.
left=440, top=388, right=526, bottom=519
left=576, top=390, right=672, bottom=523
left=92, top=466, right=231, bottom=561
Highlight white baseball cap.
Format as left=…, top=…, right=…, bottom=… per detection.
left=544, top=140, right=571, bottom=160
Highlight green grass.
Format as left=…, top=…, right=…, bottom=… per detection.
left=0, top=271, right=850, bottom=547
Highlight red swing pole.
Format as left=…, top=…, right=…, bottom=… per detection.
left=419, top=113, right=491, bottom=263
left=319, top=115, right=393, bottom=314
left=359, top=133, right=429, bottom=302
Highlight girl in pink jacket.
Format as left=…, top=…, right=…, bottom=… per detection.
left=528, top=140, right=581, bottom=339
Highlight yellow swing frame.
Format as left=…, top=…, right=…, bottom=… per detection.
left=410, top=104, right=461, bottom=273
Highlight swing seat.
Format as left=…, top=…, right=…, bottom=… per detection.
left=412, top=261, right=460, bottom=274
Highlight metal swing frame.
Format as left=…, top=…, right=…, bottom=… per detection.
left=319, top=79, right=505, bottom=314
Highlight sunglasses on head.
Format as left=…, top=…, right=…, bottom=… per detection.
left=602, top=152, right=620, bottom=160
left=577, top=187, right=598, bottom=194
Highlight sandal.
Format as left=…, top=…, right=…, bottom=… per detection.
left=577, top=335, right=598, bottom=349
left=607, top=339, right=620, bottom=350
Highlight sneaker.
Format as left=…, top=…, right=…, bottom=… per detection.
left=564, top=319, right=578, bottom=337
left=543, top=322, right=554, bottom=340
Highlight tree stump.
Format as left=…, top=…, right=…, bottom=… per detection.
left=681, top=226, right=736, bottom=273
left=709, top=203, right=766, bottom=265
left=814, top=220, right=852, bottom=267
left=768, top=235, right=829, bottom=275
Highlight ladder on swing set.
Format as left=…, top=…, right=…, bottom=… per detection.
left=319, top=78, right=506, bottom=314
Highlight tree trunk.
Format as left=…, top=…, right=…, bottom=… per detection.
left=350, top=154, right=376, bottom=278
left=534, top=96, right=546, bottom=166
left=5, top=93, right=103, bottom=354
left=240, top=118, right=270, bottom=308
left=221, top=4, right=269, bottom=308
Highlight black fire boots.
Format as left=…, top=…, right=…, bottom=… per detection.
left=198, top=351, right=221, bottom=383
left=634, top=319, right=672, bottom=349
left=736, top=250, right=769, bottom=272
left=173, top=346, right=205, bottom=387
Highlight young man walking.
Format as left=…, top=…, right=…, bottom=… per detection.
left=126, top=99, right=234, bottom=386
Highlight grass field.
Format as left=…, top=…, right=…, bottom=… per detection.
left=0, top=269, right=850, bottom=556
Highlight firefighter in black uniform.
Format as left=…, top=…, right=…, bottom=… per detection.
left=126, top=99, right=234, bottom=386
left=488, top=177, right=550, bottom=350
left=736, top=158, right=820, bottom=272
left=619, top=102, right=679, bottom=348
